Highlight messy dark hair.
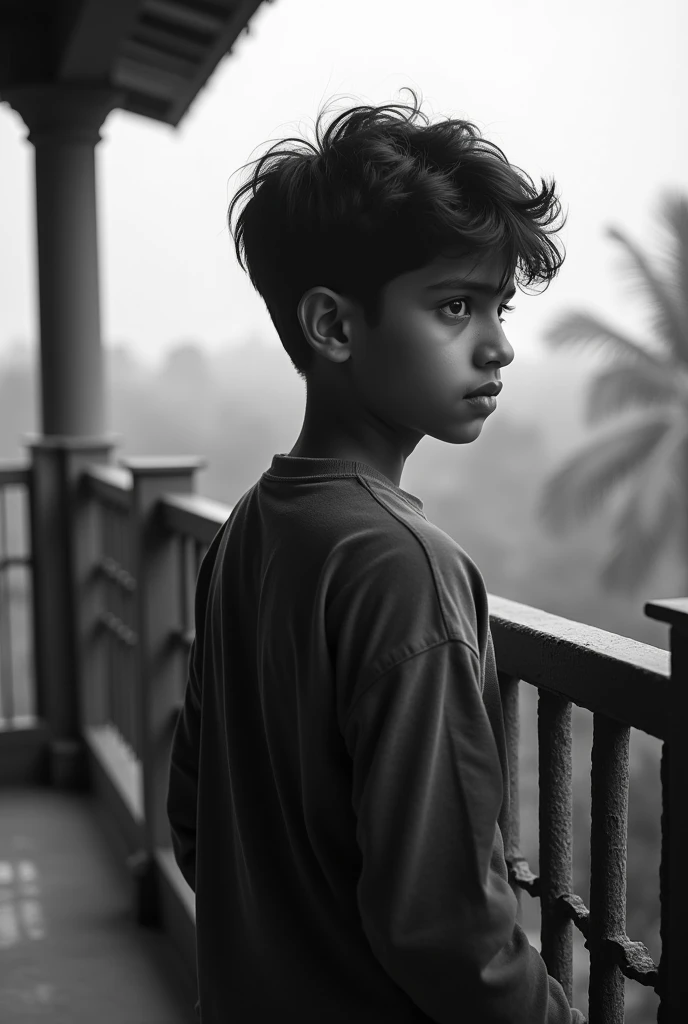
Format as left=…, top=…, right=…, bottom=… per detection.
left=228, top=88, right=567, bottom=383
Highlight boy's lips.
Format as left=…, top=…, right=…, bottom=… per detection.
left=464, top=380, right=503, bottom=398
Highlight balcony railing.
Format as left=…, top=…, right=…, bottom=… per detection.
left=0, top=454, right=686, bottom=1022
left=0, top=459, right=35, bottom=729
left=491, top=596, right=668, bottom=1022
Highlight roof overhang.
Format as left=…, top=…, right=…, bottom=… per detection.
left=0, top=0, right=273, bottom=127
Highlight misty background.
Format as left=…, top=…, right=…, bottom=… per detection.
left=2, top=0, right=686, bottom=1019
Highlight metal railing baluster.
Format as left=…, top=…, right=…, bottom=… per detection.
left=498, top=671, right=523, bottom=916
left=115, top=508, right=122, bottom=741
left=538, top=690, right=574, bottom=1003
left=107, top=508, right=117, bottom=733
left=0, top=486, right=14, bottom=725
left=179, top=534, right=188, bottom=632
left=588, top=713, right=630, bottom=1024
left=122, top=512, right=132, bottom=753
left=657, top=742, right=669, bottom=1022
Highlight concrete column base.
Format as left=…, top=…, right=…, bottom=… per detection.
left=24, top=433, right=122, bottom=790
left=49, top=737, right=89, bottom=790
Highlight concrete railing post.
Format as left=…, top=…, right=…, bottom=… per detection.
left=644, top=596, right=688, bottom=1021
left=24, top=434, right=120, bottom=787
left=122, top=456, right=206, bottom=926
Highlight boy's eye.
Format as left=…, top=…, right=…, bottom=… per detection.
left=439, top=299, right=516, bottom=323
left=441, top=299, right=470, bottom=319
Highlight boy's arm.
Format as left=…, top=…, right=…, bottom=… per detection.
left=342, top=637, right=585, bottom=1024
left=166, top=638, right=201, bottom=894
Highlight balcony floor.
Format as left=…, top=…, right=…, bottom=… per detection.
left=0, top=786, right=194, bottom=1023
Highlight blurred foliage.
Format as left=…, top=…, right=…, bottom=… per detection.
left=539, top=191, right=688, bottom=600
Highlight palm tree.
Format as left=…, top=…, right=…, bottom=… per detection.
left=537, top=192, right=688, bottom=594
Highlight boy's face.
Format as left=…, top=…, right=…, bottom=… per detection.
left=294, top=250, right=516, bottom=484
left=354, top=250, right=515, bottom=445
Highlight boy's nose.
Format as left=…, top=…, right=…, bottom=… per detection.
left=477, top=336, right=515, bottom=368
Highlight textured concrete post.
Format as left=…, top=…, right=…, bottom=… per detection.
left=644, top=597, right=688, bottom=1021
left=123, top=457, right=206, bottom=927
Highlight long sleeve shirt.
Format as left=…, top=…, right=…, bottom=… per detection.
left=167, top=453, right=585, bottom=1023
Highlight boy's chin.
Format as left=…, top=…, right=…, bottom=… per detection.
left=430, top=418, right=487, bottom=445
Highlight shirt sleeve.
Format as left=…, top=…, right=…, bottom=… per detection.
left=342, top=638, right=584, bottom=1024
left=166, top=518, right=228, bottom=894
left=166, top=637, right=201, bottom=893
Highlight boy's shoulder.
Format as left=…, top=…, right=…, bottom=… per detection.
left=332, top=472, right=486, bottom=601
left=325, top=476, right=488, bottom=681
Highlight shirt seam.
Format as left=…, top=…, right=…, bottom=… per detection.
left=355, top=474, right=458, bottom=638
left=343, top=637, right=481, bottom=730
left=355, top=472, right=427, bottom=518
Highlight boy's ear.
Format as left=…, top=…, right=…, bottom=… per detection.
left=297, top=286, right=356, bottom=364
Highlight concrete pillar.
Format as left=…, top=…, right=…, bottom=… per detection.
left=2, top=83, right=120, bottom=436
left=0, top=83, right=122, bottom=787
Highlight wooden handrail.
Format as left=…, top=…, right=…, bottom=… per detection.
left=160, top=492, right=231, bottom=545
left=84, top=463, right=133, bottom=509
left=488, top=593, right=669, bottom=739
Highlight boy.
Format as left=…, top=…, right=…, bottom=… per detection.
left=167, top=90, right=586, bottom=1023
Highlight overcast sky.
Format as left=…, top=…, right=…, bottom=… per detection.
left=0, top=0, right=686, bottom=372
